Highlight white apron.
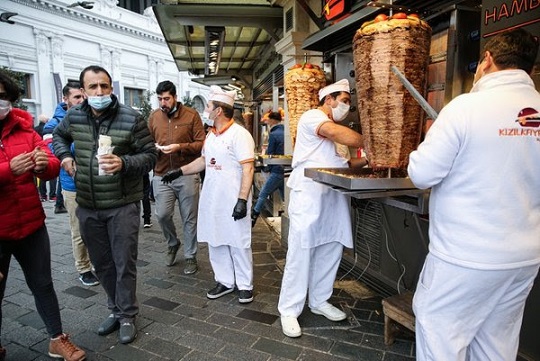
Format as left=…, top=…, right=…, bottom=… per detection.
left=197, top=123, right=254, bottom=248
left=287, top=108, right=353, bottom=249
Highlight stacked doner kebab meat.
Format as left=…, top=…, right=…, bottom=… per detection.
left=353, top=13, right=431, bottom=172
left=284, top=62, right=326, bottom=147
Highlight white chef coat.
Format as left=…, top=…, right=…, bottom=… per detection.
left=197, top=121, right=255, bottom=248
left=408, top=69, right=540, bottom=360
left=287, top=109, right=353, bottom=249
left=408, top=70, right=540, bottom=269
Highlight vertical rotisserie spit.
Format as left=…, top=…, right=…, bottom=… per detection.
left=353, top=13, right=432, bottom=172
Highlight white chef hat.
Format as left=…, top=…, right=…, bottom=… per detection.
left=209, top=85, right=236, bottom=107
left=318, top=79, right=350, bottom=101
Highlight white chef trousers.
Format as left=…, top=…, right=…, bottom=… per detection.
left=278, top=240, right=343, bottom=317
left=413, top=253, right=539, bottom=361
left=208, top=244, right=253, bottom=290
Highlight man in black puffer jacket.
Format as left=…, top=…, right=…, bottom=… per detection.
left=53, top=65, right=157, bottom=345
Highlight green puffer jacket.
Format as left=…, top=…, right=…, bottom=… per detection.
left=52, top=95, right=157, bottom=210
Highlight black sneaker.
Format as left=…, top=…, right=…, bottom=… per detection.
left=79, top=271, right=100, bottom=286
left=206, top=283, right=234, bottom=299
left=238, top=289, right=254, bottom=304
left=166, top=245, right=179, bottom=266
left=54, top=205, right=68, bottom=214
left=143, top=221, right=153, bottom=228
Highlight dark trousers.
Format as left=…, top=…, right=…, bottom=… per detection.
left=77, top=203, right=140, bottom=321
left=55, top=181, right=64, bottom=207
left=0, top=225, right=63, bottom=341
left=142, top=173, right=151, bottom=223
left=38, top=177, right=57, bottom=198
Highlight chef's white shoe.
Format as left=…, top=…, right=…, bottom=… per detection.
left=280, top=316, right=301, bottom=338
left=310, top=302, right=347, bottom=321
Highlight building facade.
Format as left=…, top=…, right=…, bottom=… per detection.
left=0, top=0, right=209, bottom=122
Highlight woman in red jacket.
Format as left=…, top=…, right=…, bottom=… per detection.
left=0, top=70, right=86, bottom=361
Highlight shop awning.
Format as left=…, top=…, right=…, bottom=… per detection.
left=153, top=0, right=283, bottom=92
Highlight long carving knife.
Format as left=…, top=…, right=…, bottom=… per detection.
left=390, top=65, right=438, bottom=121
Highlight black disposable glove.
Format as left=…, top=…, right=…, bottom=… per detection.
left=161, top=168, right=183, bottom=184
left=232, top=198, right=248, bottom=221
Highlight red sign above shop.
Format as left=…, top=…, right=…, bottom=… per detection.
left=323, top=0, right=351, bottom=22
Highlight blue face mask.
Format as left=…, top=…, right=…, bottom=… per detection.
left=87, top=95, right=112, bottom=111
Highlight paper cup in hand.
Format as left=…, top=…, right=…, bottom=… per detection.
left=97, top=135, right=114, bottom=175
left=99, top=135, right=112, bottom=149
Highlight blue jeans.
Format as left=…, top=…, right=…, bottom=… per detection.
left=253, top=172, right=284, bottom=214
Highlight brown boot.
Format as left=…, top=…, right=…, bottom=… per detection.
left=48, top=333, right=86, bottom=361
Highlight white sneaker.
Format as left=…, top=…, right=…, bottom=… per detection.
left=280, top=316, right=301, bottom=338
left=310, top=302, right=347, bottom=321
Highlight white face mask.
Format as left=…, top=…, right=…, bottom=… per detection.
left=202, top=110, right=214, bottom=127
left=331, top=101, right=350, bottom=122
left=0, top=99, right=12, bottom=120
left=87, top=95, right=112, bottom=111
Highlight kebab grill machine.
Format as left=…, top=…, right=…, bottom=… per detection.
left=305, top=9, right=432, bottom=212
left=298, top=1, right=482, bottom=296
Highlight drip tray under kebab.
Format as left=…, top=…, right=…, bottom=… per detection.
left=304, top=167, right=418, bottom=190
left=305, top=167, right=429, bottom=213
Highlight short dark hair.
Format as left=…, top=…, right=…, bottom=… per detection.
left=484, top=28, right=539, bottom=73
left=0, top=69, right=21, bottom=102
left=268, top=111, right=282, bottom=122
left=79, top=65, right=112, bottom=88
left=318, top=91, right=343, bottom=106
left=211, top=100, right=234, bottom=119
left=63, top=81, right=81, bottom=96
left=156, top=80, right=176, bottom=96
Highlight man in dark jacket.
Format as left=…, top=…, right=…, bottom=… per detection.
left=53, top=65, right=157, bottom=344
left=251, top=111, right=285, bottom=227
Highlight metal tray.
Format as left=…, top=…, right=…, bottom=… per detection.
left=304, top=167, right=417, bottom=190
left=257, top=155, right=293, bottom=166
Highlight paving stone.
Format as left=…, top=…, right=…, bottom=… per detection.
left=175, top=332, right=228, bottom=354
left=331, top=341, right=384, bottom=360
left=252, top=338, right=301, bottom=360
left=361, top=333, right=414, bottom=357
left=143, top=296, right=181, bottom=311
left=181, top=349, right=229, bottom=361
left=298, top=348, right=350, bottom=361
left=217, top=343, right=271, bottom=361
left=102, top=344, right=158, bottom=361
left=63, top=285, right=99, bottom=299
left=136, top=259, right=150, bottom=267
left=0, top=342, right=41, bottom=360
left=145, top=277, right=175, bottom=289
left=237, top=309, right=279, bottom=325
left=140, top=336, right=191, bottom=360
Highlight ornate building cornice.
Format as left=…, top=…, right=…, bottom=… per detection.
left=14, top=0, right=165, bottom=44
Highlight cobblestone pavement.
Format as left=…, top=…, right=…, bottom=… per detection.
left=1, top=200, right=415, bottom=360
